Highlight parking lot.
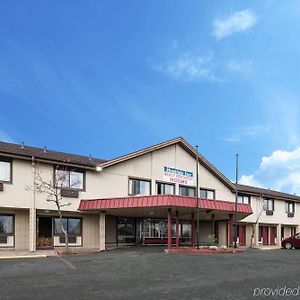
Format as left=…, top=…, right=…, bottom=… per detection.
left=0, top=247, right=299, bottom=300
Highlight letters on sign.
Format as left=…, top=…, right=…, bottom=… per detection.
left=163, top=166, right=194, bottom=185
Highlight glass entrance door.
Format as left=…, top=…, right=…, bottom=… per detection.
left=36, top=217, right=53, bottom=249
left=142, top=218, right=192, bottom=245
left=117, top=217, right=136, bottom=245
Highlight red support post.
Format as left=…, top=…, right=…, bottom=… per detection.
left=168, top=208, right=172, bottom=250
left=228, top=213, right=234, bottom=247
left=176, top=211, right=179, bottom=248
left=191, top=212, right=195, bottom=247
left=211, top=213, right=215, bottom=237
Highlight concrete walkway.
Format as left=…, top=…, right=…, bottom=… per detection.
left=254, top=245, right=281, bottom=250
left=0, top=250, right=57, bottom=259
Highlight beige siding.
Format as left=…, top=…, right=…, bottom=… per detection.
left=15, top=210, right=29, bottom=250
left=245, top=224, right=253, bottom=247
left=82, top=214, right=99, bottom=249
left=83, top=144, right=234, bottom=202
left=241, top=196, right=300, bottom=226
left=199, top=221, right=213, bottom=244
left=218, top=221, right=227, bottom=246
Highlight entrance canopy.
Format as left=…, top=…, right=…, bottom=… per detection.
left=79, top=195, right=252, bottom=218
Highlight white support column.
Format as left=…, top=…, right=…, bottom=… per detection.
left=99, top=211, right=106, bottom=251
left=254, top=223, right=259, bottom=247
left=29, top=208, right=36, bottom=252
left=276, top=224, right=281, bottom=246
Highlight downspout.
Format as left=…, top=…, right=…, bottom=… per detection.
left=31, top=156, right=36, bottom=251
left=195, top=145, right=200, bottom=249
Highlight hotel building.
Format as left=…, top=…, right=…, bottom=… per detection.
left=0, top=137, right=299, bottom=251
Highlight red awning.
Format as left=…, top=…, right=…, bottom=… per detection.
left=79, top=195, right=252, bottom=214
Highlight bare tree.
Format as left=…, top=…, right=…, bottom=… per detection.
left=250, top=195, right=264, bottom=248
left=26, top=164, right=79, bottom=254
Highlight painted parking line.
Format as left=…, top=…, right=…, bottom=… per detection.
left=0, top=255, right=47, bottom=260
left=58, top=256, right=77, bottom=270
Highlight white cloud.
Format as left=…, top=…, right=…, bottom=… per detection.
left=0, top=129, right=14, bottom=143
left=240, top=175, right=262, bottom=187
left=240, top=147, right=300, bottom=194
left=227, top=60, right=254, bottom=78
left=212, top=9, right=257, bottom=40
left=223, top=124, right=271, bottom=143
left=260, top=88, right=300, bottom=147
left=153, top=52, right=217, bottom=82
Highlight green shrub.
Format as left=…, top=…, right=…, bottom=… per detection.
left=206, top=234, right=217, bottom=246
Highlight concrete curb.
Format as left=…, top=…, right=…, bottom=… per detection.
left=0, top=255, right=47, bottom=260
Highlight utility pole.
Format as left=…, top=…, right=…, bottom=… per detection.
left=195, top=145, right=200, bottom=249
left=234, top=153, right=239, bottom=248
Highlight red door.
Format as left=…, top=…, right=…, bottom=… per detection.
left=239, top=225, right=246, bottom=246
left=263, top=226, right=269, bottom=245
left=293, top=233, right=300, bottom=248
left=270, top=227, right=276, bottom=245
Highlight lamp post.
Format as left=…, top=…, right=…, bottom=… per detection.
left=234, top=153, right=239, bottom=248
left=195, top=145, right=200, bottom=249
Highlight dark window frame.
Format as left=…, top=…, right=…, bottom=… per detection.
left=128, top=177, right=151, bottom=196
left=237, top=194, right=251, bottom=205
left=200, top=188, right=215, bottom=199
left=263, top=199, right=274, bottom=212
left=0, top=214, right=15, bottom=237
left=156, top=181, right=175, bottom=195
left=53, top=165, right=86, bottom=191
left=179, top=185, right=196, bottom=197
left=53, top=217, right=82, bottom=237
left=286, top=201, right=295, bottom=214
left=0, top=157, right=13, bottom=184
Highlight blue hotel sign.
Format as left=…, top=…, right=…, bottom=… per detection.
left=163, top=166, right=194, bottom=185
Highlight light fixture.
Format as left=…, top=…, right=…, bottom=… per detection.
left=96, top=165, right=103, bottom=172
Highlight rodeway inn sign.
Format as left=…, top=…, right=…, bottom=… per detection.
left=163, top=166, right=194, bottom=185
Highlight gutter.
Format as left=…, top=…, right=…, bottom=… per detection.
left=0, top=152, right=100, bottom=171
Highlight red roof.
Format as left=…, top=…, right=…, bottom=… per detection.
left=79, top=195, right=252, bottom=214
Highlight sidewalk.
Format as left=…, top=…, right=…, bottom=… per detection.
left=0, top=250, right=57, bottom=260
left=254, top=245, right=281, bottom=250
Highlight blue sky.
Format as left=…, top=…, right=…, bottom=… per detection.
left=1, top=1, right=300, bottom=194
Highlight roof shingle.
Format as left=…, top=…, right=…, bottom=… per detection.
left=0, top=141, right=106, bottom=168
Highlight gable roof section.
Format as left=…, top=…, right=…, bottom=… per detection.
left=238, top=184, right=300, bottom=202
left=99, top=137, right=236, bottom=191
left=0, top=141, right=105, bottom=169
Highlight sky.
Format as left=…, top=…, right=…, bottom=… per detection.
left=1, top=1, right=300, bottom=194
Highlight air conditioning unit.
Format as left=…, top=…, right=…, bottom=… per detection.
left=61, top=189, right=79, bottom=198
left=266, top=210, right=273, bottom=216
left=287, top=212, right=294, bottom=218
left=0, top=183, right=3, bottom=192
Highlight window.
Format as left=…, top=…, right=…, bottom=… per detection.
left=0, top=159, right=12, bottom=183
left=156, top=182, right=175, bottom=195
left=53, top=218, right=82, bottom=236
left=0, top=215, right=14, bottom=235
left=286, top=201, right=295, bottom=214
left=200, top=188, right=215, bottom=199
left=263, top=199, right=274, bottom=211
left=117, top=218, right=135, bottom=244
left=54, top=168, right=84, bottom=190
left=237, top=195, right=250, bottom=204
left=179, top=186, right=195, bottom=197
left=259, top=226, right=263, bottom=241
left=129, top=178, right=151, bottom=195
